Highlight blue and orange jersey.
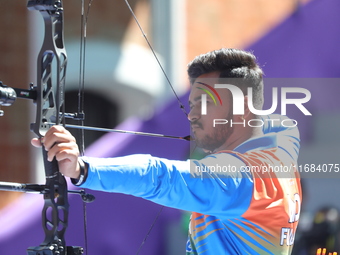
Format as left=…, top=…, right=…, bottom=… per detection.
left=80, top=115, right=301, bottom=254
left=187, top=148, right=301, bottom=254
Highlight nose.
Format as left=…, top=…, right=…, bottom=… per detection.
left=188, top=104, right=200, bottom=123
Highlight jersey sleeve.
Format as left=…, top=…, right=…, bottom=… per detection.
left=80, top=153, right=253, bottom=216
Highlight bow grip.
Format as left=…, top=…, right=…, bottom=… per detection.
left=42, top=147, right=60, bottom=178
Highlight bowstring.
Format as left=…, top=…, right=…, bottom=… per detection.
left=122, top=1, right=192, bottom=254
left=79, top=1, right=191, bottom=254
left=79, top=0, right=94, bottom=254
left=123, top=0, right=188, bottom=118
left=136, top=206, right=164, bottom=255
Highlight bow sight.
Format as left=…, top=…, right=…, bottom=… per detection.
left=0, top=81, right=37, bottom=115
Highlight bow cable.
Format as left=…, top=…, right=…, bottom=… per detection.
left=78, top=0, right=94, bottom=155
left=78, top=1, right=94, bottom=254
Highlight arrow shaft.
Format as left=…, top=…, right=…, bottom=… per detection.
left=45, top=123, right=191, bottom=141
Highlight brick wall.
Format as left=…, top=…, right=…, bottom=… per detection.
left=0, top=2, right=30, bottom=183
left=0, top=2, right=30, bottom=208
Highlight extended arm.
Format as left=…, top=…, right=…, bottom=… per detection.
left=32, top=126, right=252, bottom=215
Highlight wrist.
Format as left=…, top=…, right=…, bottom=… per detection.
left=71, top=159, right=88, bottom=186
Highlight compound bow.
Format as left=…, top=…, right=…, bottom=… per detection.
left=0, top=1, right=92, bottom=254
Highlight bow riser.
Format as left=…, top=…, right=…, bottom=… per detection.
left=28, top=0, right=67, bottom=138
left=27, top=1, right=82, bottom=254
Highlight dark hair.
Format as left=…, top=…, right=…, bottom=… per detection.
left=187, top=48, right=264, bottom=110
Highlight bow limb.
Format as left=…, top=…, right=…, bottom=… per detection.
left=26, top=1, right=83, bottom=254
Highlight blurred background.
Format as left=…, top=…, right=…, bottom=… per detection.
left=0, top=0, right=339, bottom=254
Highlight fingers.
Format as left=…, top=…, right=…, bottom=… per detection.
left=50, top=144, right=80, bottom=179
left=41, top=126, right=78, bottom=162
left=31, top=138, right=42, bottom=148
left=33, top=125, right=79, bottom=162
left=46, top=141, right=79, bottom=162
left=31, top=126, right=71, bottom=150
left=30, top=125, right=81, bottom=179
left=42, top=125, right=75, bottom=151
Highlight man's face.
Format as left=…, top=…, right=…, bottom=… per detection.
left=188, top=72, right=234, bottom=152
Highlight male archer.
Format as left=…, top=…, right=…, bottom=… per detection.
left=32, top=48, right=302, bottom=254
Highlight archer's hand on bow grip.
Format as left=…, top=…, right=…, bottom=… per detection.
left=32, top=126, right=81, bottom=180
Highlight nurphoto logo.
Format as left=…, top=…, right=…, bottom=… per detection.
left=198, top=83, right=312, bottom=128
